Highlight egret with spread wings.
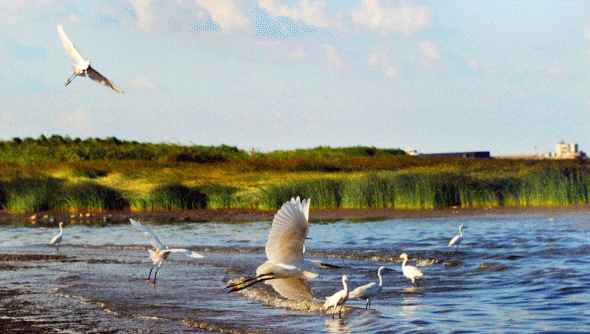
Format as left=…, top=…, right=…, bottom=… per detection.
left=227, top=197, right=318, bottom=293
left=57, top=25, right=124, bottom=93
left=130, top=218, right=203, bottom=284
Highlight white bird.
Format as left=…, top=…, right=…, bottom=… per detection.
left=448, top=224, right=465, bottom=248
left=130, top=218, right=204, bottom=284
left=48, top=222, right=64, bottom=252
left=324, top=275, right=350, bottom=319
left=399, top=253, right=423, bottom=285
left=226, top=197, right=318, bottom=293
left=56, top=24, right=124, bottom=93
left=349, top=266, right=386, bottom=309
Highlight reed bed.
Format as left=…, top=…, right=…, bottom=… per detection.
left=258, top=168, right=590, bottom=210
left=130, top=183, right=207, bottom=211
left=1, top=136, right=590, bottom=214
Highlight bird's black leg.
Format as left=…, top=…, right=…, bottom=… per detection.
left=226, top=274, right=276, bottom=293
left=153, top=268, right=159, bottom=284
left=147, top=267, right=154, bottom=281
left=338, top=305, right=343, bottom=319
left=226, top=273, right=274, bottom=288
left=331, top=307, right=335, bottom=319
left=65, top=73, right=77, bottom=87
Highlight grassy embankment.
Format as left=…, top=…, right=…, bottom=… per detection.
left=0, top=135, right=589, bottom=214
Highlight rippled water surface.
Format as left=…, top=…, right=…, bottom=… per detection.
left=1, top=212, right=590, bottom=333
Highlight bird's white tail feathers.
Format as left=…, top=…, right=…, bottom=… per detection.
left=303, top=271, right=319, bottom=280
left=148, top=249, right=158, bottom=263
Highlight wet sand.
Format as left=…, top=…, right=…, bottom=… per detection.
left=2, top=206, right=590, bottom=226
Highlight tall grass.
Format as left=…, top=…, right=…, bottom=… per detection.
left=56, top=183, right=127, bottom=212
left=1, top=136, right=589, bottom=213
left=259, top=168, right=590, bottom=210
left=262, top=179, right=343, bottom=209
left=0, top=177, right=61, bottom=213
left=131, top=183, right=207, bottom=211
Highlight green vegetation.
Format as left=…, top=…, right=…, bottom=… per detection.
left=0, top=135, right=589, bottom=214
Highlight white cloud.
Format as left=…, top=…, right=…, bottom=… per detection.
left=129, top=0, right=154, bottom=32
left=196, top=0, right=251, bottom=32
left=418, top=40, right=439, bottom=62
left=322, top=44, right=346, bottom=70
left=258, top=0, right=338, bottom=28
left=368, top=50, right=397, bottom=79
left=352, top=0, right=431, bottom=35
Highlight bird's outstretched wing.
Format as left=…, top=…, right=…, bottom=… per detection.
left=87, top=66, right=124, bottom=93
left=266, top=197, right=310, bottom=265
left=130, top=218, right=165, bottom=250
left=267, top=278, right=314, bottom=301
left=308, top=259, right=342, bottom=269
left=56, top=25, right=85, bottom=67
left=164, top=248, right=205, bottom=259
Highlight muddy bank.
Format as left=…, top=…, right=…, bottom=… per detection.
left=2, top=206, right=590, bottom=226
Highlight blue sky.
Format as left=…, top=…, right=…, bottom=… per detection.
left=1, top=0, right=590, bottom=154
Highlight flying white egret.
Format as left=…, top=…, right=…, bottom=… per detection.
left=56, top=25, right=124, bottom=93
left=324, top=275, right=350, bottom=319
left=226, top=197, right=318, bottom=293
left=448, top=224, right=465, bottom=248
left=129, top=218, right=204, bottom=284
left=349, top=266, right=386, bottom=309
left=48, top=222, right=64, bottom=252
left=399, top=253, right=423, bottom=285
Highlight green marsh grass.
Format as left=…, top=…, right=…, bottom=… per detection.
left=131, top=183, right=207, bottom=211
left=56, top=183, right=127, bottom=212
left=0, top=177, right=61, bottom=213
left=1, top=136, right=590, bottom=213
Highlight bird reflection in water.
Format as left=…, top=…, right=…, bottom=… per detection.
left=324, top=318, right=351, bottom=334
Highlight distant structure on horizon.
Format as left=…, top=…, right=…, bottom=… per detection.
left=549, top=141, right=587, bottom=160
left=403, top=148, right=491, bottom=159
left=420, top=151, right=491, bottom=159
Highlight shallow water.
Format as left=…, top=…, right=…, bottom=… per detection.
left=1, top=212, right=590, bottom=333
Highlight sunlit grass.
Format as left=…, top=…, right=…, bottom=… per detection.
left=1, top=136, right=590, bottom=213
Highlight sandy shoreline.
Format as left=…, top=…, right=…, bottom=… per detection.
left=1, top=206, right=590, bottom=225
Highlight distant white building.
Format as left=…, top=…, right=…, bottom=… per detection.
left=550, top=141, right=586, bottom=160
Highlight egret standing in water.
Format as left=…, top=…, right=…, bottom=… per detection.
left=130, top=218, right=204, bottom=284
left=226, top=197, right=318, bottom=293
left=57, top=25, right=124, bottom=93
left=448, top=224, right=465, bottom=249
left=349, top=266, right=386, bottom=309
left=399, top=253, right=423, bottom=285
left=48, top=222, right=64, bottom=252
left=324, top=275, right=350, bottom=319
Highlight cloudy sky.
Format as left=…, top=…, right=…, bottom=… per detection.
left=1, top=1, right=589, bottom=154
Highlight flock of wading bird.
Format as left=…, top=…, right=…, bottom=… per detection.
left=51, top=24, right=470, bottom=319
left=48, top=197, right=466, bottom=319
